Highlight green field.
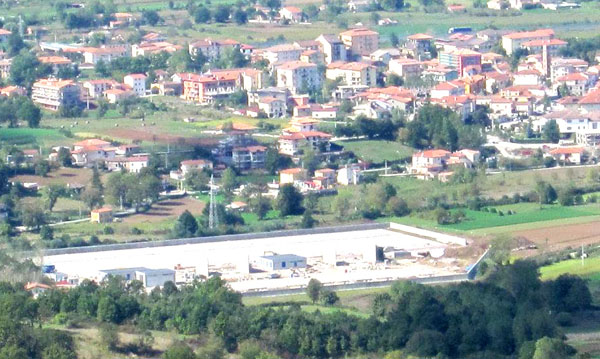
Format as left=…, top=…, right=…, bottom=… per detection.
left=540, top=257, right=600, bottom=281
left=0, top=128, right=73, bottom=148
left=337, top=140, right=413, bottom=163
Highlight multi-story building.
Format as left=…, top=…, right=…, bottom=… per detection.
left=188, top=38, right=240, bottom=60
left=439, top=48, right=482, bottom=77
left=82, top=79, right=120, bottom=98
left=404, top=33, right=434, bottom=60
left=83, top=46, right=129, bottom=64
left=132, top=42, right=182, bottom=57
left=180, top=73, right=239, bottom=105
left=325, top=61, right=376, bottom=87
left=32, top=79, right=80, bottom=111
left=259, top=44, right=304, bottom=66
left=501, top=28, right=555, bottom=55
left=522, top=38, right=567, bottom=55
left=315, top=34, right=348, bottom=64
left=339, top=28, right=379, bottom=58
left=38, top=56, right=73, bottom=74
left=232, top=145, right=267, bottom=170
left=388, top=58, right=423, bottom=78
left=124, top=73, right=147, bottom=96
left=276, top=61, right=321, bottom=94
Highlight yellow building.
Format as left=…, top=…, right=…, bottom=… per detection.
left=90, top=207, right=113, bottom=223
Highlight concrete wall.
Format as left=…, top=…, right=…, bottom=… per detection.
left=39, top=222, right=390, bottom=257
left=388, top=222, right=468, bottom=246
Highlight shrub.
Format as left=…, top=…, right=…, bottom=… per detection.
left=555, top=312, right=573, bottom=327
left=103, top=226, right=114, bottom=235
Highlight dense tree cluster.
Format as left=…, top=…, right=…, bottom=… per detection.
left=399, top=104, right=486, bottom=151
left=0, top=282, right=78, bottom=359
left=0, top=95, right=42, bottom=128
left=26, top=260, right=590, bottom=358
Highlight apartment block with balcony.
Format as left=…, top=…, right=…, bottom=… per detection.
left=32, top=79, right=80, bottom=111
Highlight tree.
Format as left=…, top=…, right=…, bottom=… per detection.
left=81, top=187, right=104, bottom=210
left=535, top=181, right=557, bottom=206
left=7, top=32, right=26, bottom=57
left=99, top=323, right=120, bottom=350
left=10, top=51, right=48, bottom=88
left=91, top=166, right=103, bottom=193
left=389, top=33, right=400, bottom=47
left=265, top=149, right=292, bottom=175
left=233, top=9, right=248, bottom=24
left=185, top=169, right=209, bottom=191
left=381, top=0, right=404, bottom=10
left=142, top=10, right=162, bottom=25
left=42, top=184, right=65, bottom=211
left=250, top=196, right=271, bottom=220
left=385, top=196, right=409, bottom=216
left=300, top=209, right=316, bottom=228
left=221, top=168, right=238, bottom=194
left=542, top=120, right=560, bottom=144
left=306, top=278, right=322, bottom=303
left=276, top=184, right=304, bottom=216
left=320, top=290, right=339, bottom=305
left=97, top=296, right=119, bottom=323
left=20, top=204, right=46, bottom=230
left=35, top=160, right=51, bottom=177
left=17, top=101, right=42, bottom=128
left=174, top=210, right=198, bottom=237
left=164, top=342, right=196, bottom=359
left=194, top=6, right=211, bottom=23
left=57, top=148, right=72, bottom=167
left=213, top=6, right=231, bottom=23
left=41, top=343, right=76, bottom=359
left=386, top=73, right=403, bottom=86
left=95, top=60, right=110, bottom=77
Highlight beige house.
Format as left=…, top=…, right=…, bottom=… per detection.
left=280, top=168, right=307, bottom=184
left=279, top=6, right=304, bottom=22
left=339, top=28, right=379, bottom=57
left=276, top=61, right=321, bottom=94
left=326, top=62, right=376, bottom=87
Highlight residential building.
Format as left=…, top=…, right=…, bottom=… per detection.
left=278, top=130, right=332, bottom=156
left=522, top=38, right=567, bottom=55
left=513, top=70, right=542, bottom=86
left=0, top=85, right=26, bottom=97
left=232, top=145, right=267, bottom=170
left=181, top=159, right=213, bottom=176
left=0, top=58, right=11, bottom=79
left=104, top=88, right=135, bottom=104
left=105, top=156, right=149, bottom=173
left=180, top=73, right=239, bottom=104
left=389, top=58, right=423, bottom=78
left=82, top=79, right=119, bottom=98
left=132, top=42, right=182, bottom=57
left=276, top=61, right=321, bottom=94
left=439, top=48, right=482, bottom=77
left=555, top=72, right=591, bottom=96
left=83, top=46, right=128, bottom=64
left=31, top=79, right=80, bottom=111
left=0, top=29, right=11, bottom=43
left=326, top=61, right=376, bottom=87
left=339, top=28, right=379, bottom=58
left=259, top=44, right=304, bottom=65
left=279, top=6, right=304, bottom=22
left=38, top=56, right=73, bottom=73
left=337, top=164, right=361, bottom=185
left=549, top=147, right=585, bottom=164
left=124, top=73, right=147, bottom=96
left=188, top=38, right=240, bottom=60
left=404, top=33, right=434, bottom=60
left=90, top=207, right=113, bottom=223
left=315, top=34, right=348, bottom=64
left=501, top=29, right=554, bottom=55
left=280, top=168, right=307, bottom=184
left=257, top=96, right=287, bottom=117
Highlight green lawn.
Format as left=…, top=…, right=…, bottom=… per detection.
left=0, top=127, right=72, bottom=148
left=337, top=140, right=413, bottom=163
left=540, top=257, right=600, bottom=281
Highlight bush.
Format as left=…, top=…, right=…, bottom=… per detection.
left=131, top=227, right=142, bottom=235
left=489, top=208, right=497, bottom=213
left=320, top=290, right=340, bottom=306
left=103, top=226, right=114, bottom=235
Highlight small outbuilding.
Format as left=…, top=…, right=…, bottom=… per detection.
left=254, top=254, right=307, bottom=271
left=91, top=207, right=113, bottom=223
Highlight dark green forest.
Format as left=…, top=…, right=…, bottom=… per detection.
left=0, top=259, right=593, bottom=359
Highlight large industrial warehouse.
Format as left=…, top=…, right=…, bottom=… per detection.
left=40, top=223, right=475, bottom=293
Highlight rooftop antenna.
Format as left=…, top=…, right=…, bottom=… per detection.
left=208, top=174, right=218, bottom=229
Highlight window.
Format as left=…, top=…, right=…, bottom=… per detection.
left=281, top=261, right=286, bottom=268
